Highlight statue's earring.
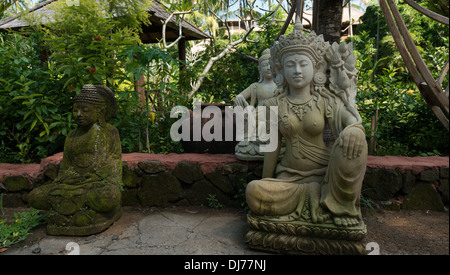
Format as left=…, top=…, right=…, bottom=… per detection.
left=275, top=73, right=284, bottom=87
left=314, top=72, right=327, bottom=87
left=96, top=105, right=107, bottom=126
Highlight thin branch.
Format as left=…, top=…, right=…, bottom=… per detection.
left=162, top=10, right=192, bottom=49
left=188, top=26, right=255, bottom=100
left=270, top=0, right=283, bottom=25
left=272, top=0, right=297, bottom=45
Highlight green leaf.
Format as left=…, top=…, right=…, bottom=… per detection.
left=12, top=96, right=28, bottom=101
left=23, top=110, right=34, bottom=121
left=29, top=119, right=38, bottom=132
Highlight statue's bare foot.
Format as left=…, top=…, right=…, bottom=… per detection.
left=333, top=216, right=360, bottom=227
left=316, top=212, right=332, bottom=223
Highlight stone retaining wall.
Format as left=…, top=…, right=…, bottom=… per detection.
left=0, top=153, right=448, bottom=211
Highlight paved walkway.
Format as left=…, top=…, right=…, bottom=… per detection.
left=2, top=206, right=448, bottom=256
left=2, top=206, right=265, bottom=255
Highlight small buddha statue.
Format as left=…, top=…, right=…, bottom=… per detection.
left=244, top=18, right=368, bottom=254
left=28, top=84, right=122, bottom=236
left=234, top=48, right=284, bottom=160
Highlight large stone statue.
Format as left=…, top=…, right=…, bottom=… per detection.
left=234, top=49, right=283, bottom=161
left=245, top=19, right=368, bottom=254
left=28, top=84, right=122, bottom=236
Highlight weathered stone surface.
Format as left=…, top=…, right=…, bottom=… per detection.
left=362, top=167, right=403, bottom=201
left=2, top=175, right=32, bottom=192
left=205, top=168, right=234, bottom=195
left=122, top=164, right=140, bottom=188
left=419, top=169, right=440, bottom=182
left=137, top=160, right=166, bottom=174
left=223, top=163, right=248, bottom=175
left=0, top=163, right=40, bottom=185
left=252, top=165, right=264, bottom=178
left=172, top=160, right=203, bottom=184
left=402, top=171, right=416, bottom=194
left=440, top=167, right=449, bottom=179
left=27, top=84, right=123, bottom=236
left=121, top=188, right=140, bottom=206
left=367, top=156, right=449, bottom=175
left=1, top=154, right=448, bottom=211
left=138, top=172, right=183, bottom=207
left=439, top=179, right=449, bottom=205
left=185, top=179, right=234, bottom=207
left=42, top=163, right=60, bottom=180
left=402, top=184, right=445, bottom=211
left=1, top=193, right=27, bottom=207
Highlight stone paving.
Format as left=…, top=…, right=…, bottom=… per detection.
left=2, top=206, right=266, bottom=255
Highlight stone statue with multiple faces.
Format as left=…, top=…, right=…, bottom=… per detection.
left=244, top=18, right=368, bottom=255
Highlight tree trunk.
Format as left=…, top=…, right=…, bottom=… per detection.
left=313, top=0, right=343, bottom=44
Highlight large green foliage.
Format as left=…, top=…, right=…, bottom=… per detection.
left=0, top=0, right=181, bottom=163
left=43, top=0, right=148, bottom=92
left=357, top=2, right=449, bottom=78
left=352, top=2, right=449, bottom=156
left=0, top=32, right=71, bottom=163
left=0, top=0, right=448, bottom=163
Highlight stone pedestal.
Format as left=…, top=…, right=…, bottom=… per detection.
left=245, top=214, right=367, bottom=255
left=46, top=206, right=122, bottom=236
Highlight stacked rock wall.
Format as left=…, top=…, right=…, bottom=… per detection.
left=0, top=153, right=448, bottom=211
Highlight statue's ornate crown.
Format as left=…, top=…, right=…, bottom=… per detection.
left=270, top=19, right=330, bottom=68
left=258, top=48, right=271, bottom=64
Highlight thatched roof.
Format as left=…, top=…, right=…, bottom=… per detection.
left=0, top=0, right=210, bottom=43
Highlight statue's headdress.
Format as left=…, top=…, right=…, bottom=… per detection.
left=258, top=48, right=271, bottom=65
left=73, top=84, right=117, bottom=121
left=270, top=17, right=330, bottom=75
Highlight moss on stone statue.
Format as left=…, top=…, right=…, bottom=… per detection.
left=27, top=84, right=123, bottom=236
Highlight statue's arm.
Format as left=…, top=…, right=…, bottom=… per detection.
left=54, top=134, right=79, bottom=184
left=339, top=108, right=366, bottom=159
left=234, top=84, right=256, bottom=107
left=262, top=131, right=281, bottom=178
left=102, top=126, right=122, bottom=184
left=261, top=96, right=280, bottom=178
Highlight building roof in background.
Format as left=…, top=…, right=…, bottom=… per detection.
left=0, top=0, right=210, bottom=43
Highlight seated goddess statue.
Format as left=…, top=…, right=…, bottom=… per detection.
left=245, top=18, right=368, bottom=254
left=28, top=84, right=122, bottom=236
left=234, top=49, right=284, bottom=160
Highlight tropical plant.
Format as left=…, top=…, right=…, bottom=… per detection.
left=0, top=208, right=46, bottom=248
left=0, top=0, right=28, bottom=18
left=0, top=32, right=71, bottom=163
left=351, top=10, right=449, bottom=156
left=41, top=0, right=150, bottom=92
left=117, top=44, right=186, bottom=154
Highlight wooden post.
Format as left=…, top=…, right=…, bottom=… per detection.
left=135, top=74, right=146, bottom=107
left=369, top=109, right=378, bottom=155
left=312, top=0, right=319, bottom=33
left=178, top=37, right=186, bottom=70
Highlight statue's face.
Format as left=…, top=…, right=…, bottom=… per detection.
left=283, top=54, right=314, bottom=90
left=73, top=102, right=99, bottom=128
left=259, top=59, right=272, bottom=80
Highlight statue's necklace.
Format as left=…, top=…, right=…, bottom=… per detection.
left=286, top=96, right=314, bottom=121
